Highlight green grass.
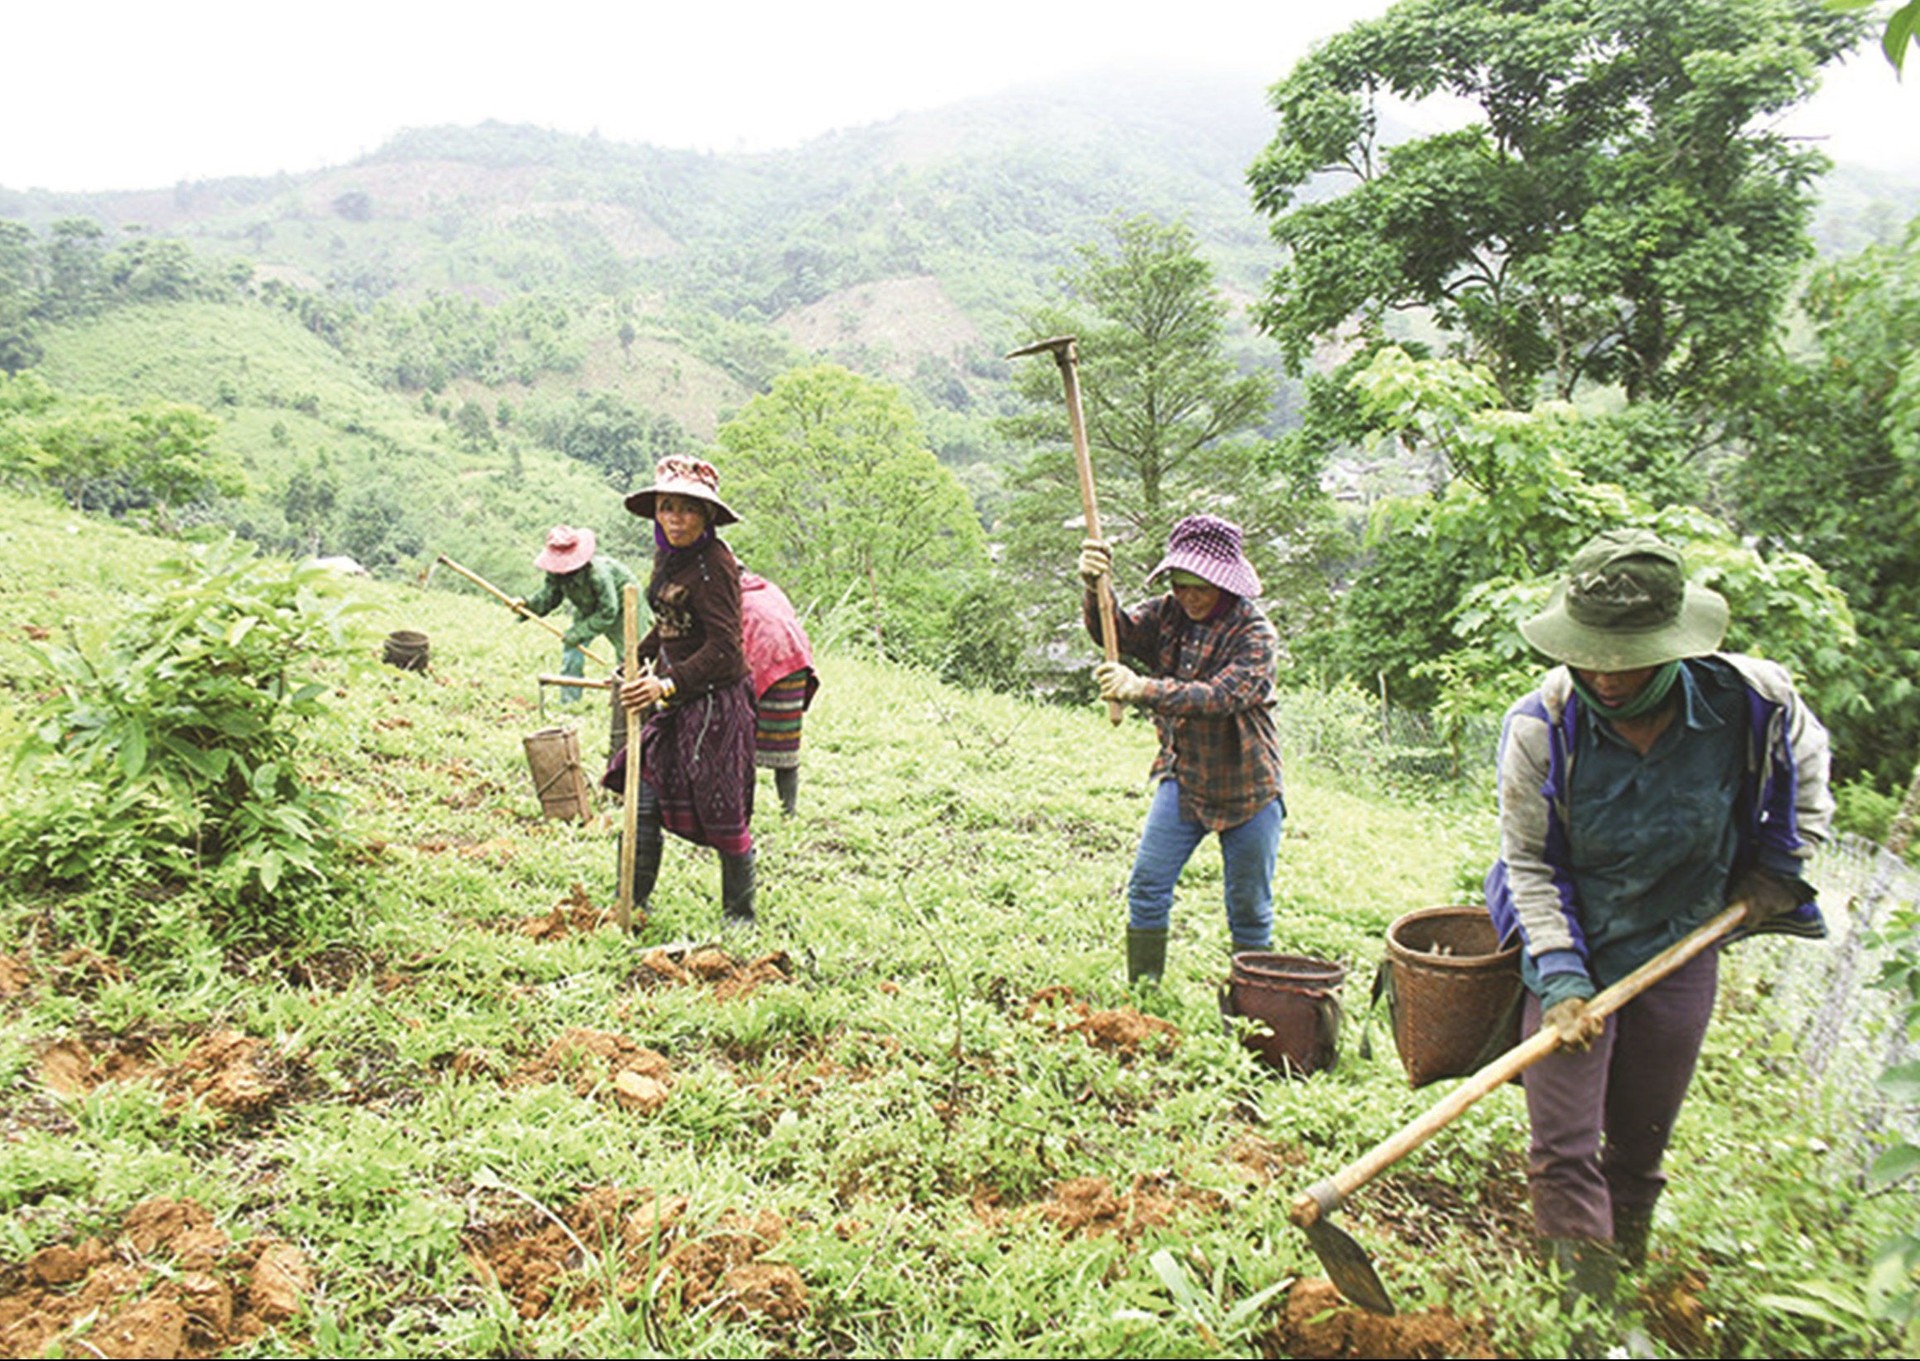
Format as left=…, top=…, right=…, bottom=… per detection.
left=0, top=490, right=1908, bottom=1358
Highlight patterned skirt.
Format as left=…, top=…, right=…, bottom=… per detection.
left=754, top=670, right=812, bottom=770
left=603, top=675, right=756, bottom=856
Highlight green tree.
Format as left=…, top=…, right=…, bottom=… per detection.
left=43, top=218, right=106, bottom=320
left=1001, top=214, right=1336, bottom=645
left=717, top=364, right=989, bottom=661
left=1339, top=348, right=1858, bottom=744
left=1249, top=0, right=1862, bottom=410
left=1728, top=224, right=1920, bottom=788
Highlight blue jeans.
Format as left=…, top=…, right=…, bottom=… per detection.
left=1126, top=780, right=1282, bottom=951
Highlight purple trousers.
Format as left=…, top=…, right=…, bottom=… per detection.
left=1521, top=947, right=1719, bottom=1242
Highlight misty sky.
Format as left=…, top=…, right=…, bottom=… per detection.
left=5, top=0, right=1915, bottom=193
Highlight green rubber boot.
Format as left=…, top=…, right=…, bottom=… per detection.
left=1126, top=928, right=1168, bottom=985
left=1613, top=1205, right=1655, bottom=1271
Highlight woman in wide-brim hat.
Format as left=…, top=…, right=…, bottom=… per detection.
left=1484, top=526, right=1833, bottom=1309
left=604, top=456, right=759, bottom=926
left=1075, top=513, right=1286, bottom=985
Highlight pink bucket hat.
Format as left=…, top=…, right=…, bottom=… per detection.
left=1146, top=514, right=1261, bottom=598
left=624, top=455, right=740, bottom=526
left=533, top=524, right=597, bottom=574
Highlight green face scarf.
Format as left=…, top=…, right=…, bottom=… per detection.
left=1570, top=659, right=1683, bottom=721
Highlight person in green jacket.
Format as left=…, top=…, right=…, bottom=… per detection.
left=515, top=525, right=639, bottom=701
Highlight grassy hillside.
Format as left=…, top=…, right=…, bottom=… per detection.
left=0, top=493, right=1907, bottom=1357
left=31, top=299, right=661, bottom=588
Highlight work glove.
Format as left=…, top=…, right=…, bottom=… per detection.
left=1729, top=866, right=1812, bottom=926
left=1543, top=996, right=1604, bottom=1051
left=1078, top=539, right=1113, bottom=587
left=1094, top=660, right=1148, bottom=705
left=1536, top=962, right=1601, bottom=1051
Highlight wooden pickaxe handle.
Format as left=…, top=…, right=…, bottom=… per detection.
left=433, top=553, right=611, bottom=669
left=1008, top=335, right=1123, bottom=726
left=1289, top=901, right=1750, bottom=1228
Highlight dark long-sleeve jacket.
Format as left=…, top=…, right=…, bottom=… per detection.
left=638, top=534, right=748, bottom=699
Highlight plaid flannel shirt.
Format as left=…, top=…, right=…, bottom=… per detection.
left=1087, top=588, right=1284, bottom=831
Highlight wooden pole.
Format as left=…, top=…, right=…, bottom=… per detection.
left=616, top=583, right=641, bottom=934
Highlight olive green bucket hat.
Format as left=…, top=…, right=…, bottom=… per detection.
left=1520, top=529, right=1728, bottom=671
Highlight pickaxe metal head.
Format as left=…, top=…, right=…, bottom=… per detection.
left=1005, top=334, right=1078, bottom=363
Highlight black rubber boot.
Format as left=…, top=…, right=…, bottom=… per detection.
left=720, top=849, right=757, bottom=926
left=617, top=821, right=663, bottom=931
left=775, top=766, right=799, bottom=817
left=1126, top=928, right=1169, bottom=984
left=1613, top=1205, right=1655, bottom=1271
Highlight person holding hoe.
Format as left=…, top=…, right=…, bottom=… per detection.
left=605, top=456, right=759, bottom=925
left=1485, top=528, right=1832, bottom=1312
left=514, top=525, right=639, bottom=702
left=1078, top=513, right=1285, bottom=984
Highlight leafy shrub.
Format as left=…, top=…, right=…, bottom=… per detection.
left=0, top=540, right=368, bottom=946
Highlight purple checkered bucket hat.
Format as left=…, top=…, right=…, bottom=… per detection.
left=1146, top=514, right=1261, bottom=599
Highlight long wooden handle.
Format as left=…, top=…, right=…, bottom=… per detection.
left=616, top=584, right=642, bottom=934
left=1057, top=347, right=1123, bottom=727
left=434, top=554, right=611, bottom=669
left=1289, top=902, right=1749, bottom=1227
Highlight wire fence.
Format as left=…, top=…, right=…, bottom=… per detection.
left=1729, top=833, right=1920, bottom=1165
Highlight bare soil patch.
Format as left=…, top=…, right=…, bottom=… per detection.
left=631, top=946, right=793, bottom=1003
left=35, top=1028, right=307, bottom=1119
left=1033, top=1173, right=1229, bottom=1241
left=1264, top=1277, right=1487, bottom=1359
left=1023, top=985, right=1180, bottom=1056
left=464, top=1187, right=805, bottom=1328
left=0, top=954, right=31, bottom=999
left=508, top=1028, right=676, bottom=1113
left=0, top=1198, right=311, bottom=1358
left=511, top=882, right=628, bottom=940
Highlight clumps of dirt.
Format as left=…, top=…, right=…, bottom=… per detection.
left=1034, top=1173, right=1228, bottom=1241
left=1225, top=1133, right=1311, bottom=1187
left=632, top=946, right=793, bottom=1003
left=465, top=1187, right=806, bottom=1328
left=0, top=954, right=31, bottom=1000
left=1023, top=985, right=1180, bottom=1056
left=1264, top=1278, right=1484, bottom=1360
left=35, top=1028, right=307, bottom=1119
left=509, top=1028, right=675, bottom=1113
left=512, top=882, right=628, bottom=940
left=0, top=1197, right=311, bottom=1357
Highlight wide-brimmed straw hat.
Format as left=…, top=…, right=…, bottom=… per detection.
left=1146, top=514, right=1261, bottom=599
left=1520, top=528, right=1728, bottom=671
left=623, top=455, right=739, bottom=526
left=533, top=524, right=596, bottom=574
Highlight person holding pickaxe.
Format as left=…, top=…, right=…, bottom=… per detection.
left=1079, top=514, right=1286, bottom=984
left=514, top=525, right=640, bottom=701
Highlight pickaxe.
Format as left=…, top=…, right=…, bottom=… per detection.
left=1007, top=334, right=1123, bottom=726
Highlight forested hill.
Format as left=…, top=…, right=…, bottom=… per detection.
left=0, top=67, right=1278, bottom=348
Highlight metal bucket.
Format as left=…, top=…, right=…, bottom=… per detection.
left=382, top=629, right=430, bottom=672
left=524, top=727, right=593, bottom=822
left=1384, top=905, right=1523, bottom=1088
left=1226, top=952, right=1346, bottom=1077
